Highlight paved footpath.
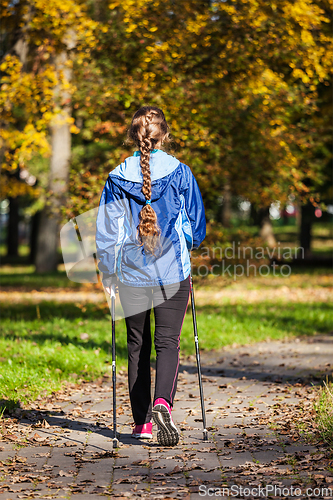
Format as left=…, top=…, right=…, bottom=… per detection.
left=1, top=334, right=333, bottom=500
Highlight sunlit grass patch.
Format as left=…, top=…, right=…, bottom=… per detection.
left=0, top=268, right=82, bottom=289
left=1, top=299, right=332, bottom=410
left=314, top=381, right=333, bottom=446
left=180, top=301, right=333, bottom=352
left=0, top=302, right=127, bottom=410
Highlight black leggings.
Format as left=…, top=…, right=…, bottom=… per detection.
left=118, top=276, right=190, bottom=425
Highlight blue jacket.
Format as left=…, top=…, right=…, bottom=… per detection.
left=96, top=150, right=206, bottom=287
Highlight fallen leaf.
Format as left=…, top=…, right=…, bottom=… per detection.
left=168, top=465, right=182, bottom=475
left=131, top=459, right=153, bottom=466
left=59, top=470, right=73, bottom=477
left=3, top=434, right=20, bottom=441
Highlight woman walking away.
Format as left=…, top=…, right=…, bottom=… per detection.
left=96, top=106, right=206, bottom=446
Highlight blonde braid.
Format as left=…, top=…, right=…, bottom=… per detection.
left=128, top=106, right=169, bottom=254
left=140, top=136, right=152, bottom=200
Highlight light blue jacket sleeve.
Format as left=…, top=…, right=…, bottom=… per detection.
left=181, top=165, right=206, bottom=249
left=95, top=177, right=126, bottom=283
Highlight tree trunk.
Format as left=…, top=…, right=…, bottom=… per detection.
left=299, top=204, right=312, bottom=258
left=250, top=204, right=258, bottom=226
left=29, top=210, right=41, bottom=264
left=35, top=45, right=73, bottom=273
left=295, top=200, right=301, bottom=232
left=35, top=107, right=71, bottom=272
left=6, top=197, right=19, bottom=257
left=221, top=181, right=232, bottom=227
left=258, top=207, right=277, bottom=248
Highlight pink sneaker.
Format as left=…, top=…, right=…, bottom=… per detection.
left=132, top=422, right=153, bottom=439
left=152, top=398, right=179, bottom=446
left=154, top=398, right=172, bottom=414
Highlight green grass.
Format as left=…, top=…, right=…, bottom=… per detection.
left=0, top=302, right=126, bottom=411
left=1, top=299, right=332, bottom=411
left=314, top=381, right=333, bottom=446
left=272, top=221, right=333, bottom=238
left=180, top=301, right=332, bottom=352
left=271, top=222, right=333, bottom=258
left=1, top=264, right=332, bottom=291
left=0, top=267, right=81, bottom=288
left=0, top=243, right=30, bottom=257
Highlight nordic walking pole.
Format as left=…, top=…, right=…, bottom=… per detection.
left=111, top=283, right=119, bottom=448
left=189, top=270, right=208, bottom=441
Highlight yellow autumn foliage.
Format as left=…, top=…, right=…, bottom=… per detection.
left=1, top=0, right=332, bottom=209
left=0, top=0, right=98, bottom=198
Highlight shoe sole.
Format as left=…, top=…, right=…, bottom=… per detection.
left=132, top=433, right=152, bottom=439
left=152, top=404, right=179, bottom=446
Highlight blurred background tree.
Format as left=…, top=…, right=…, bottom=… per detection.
left=1, top=0, right=332, bottom=271
left=0, top=0, right=97, bottom=270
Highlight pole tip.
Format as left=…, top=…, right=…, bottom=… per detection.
left=113, top=438, right=119, bottom=449
left=203, top=429, right=208, bottom=441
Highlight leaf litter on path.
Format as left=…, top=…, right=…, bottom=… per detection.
left=1, top=336, right=332, bottom=498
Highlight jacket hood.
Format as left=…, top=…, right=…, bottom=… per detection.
left=108, top=150, right=181, bottom=203
left=110, top=150, right=179, bottom=182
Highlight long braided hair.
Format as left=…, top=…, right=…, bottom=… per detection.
left=129, top=106, right=169, bottom=254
